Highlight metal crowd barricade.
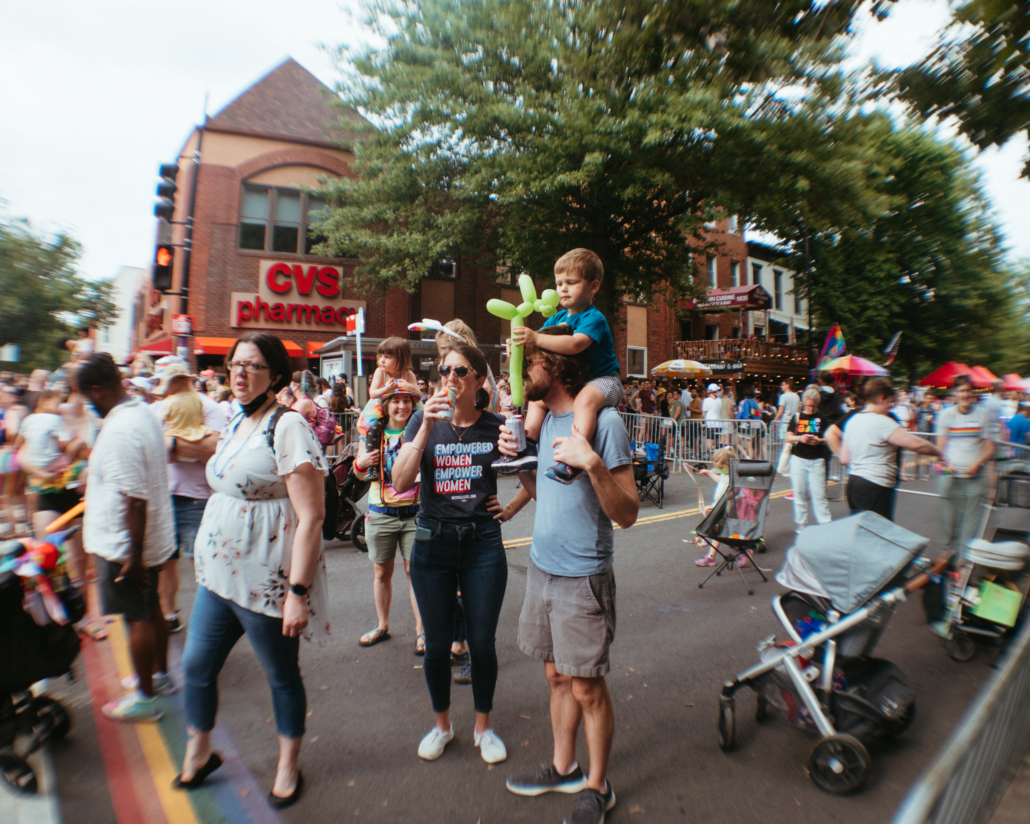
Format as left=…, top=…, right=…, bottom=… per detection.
left=892, top=615, right=1030, bottom=824
left=617, top=414, right=773, bottom=472
left=326, top=410, right=360, bottom=458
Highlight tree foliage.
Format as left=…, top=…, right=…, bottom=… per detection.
left=315, top=0, right=893, bottom=317
left=0, top=216, right=118, bottom=372
left=894, top=0, right=1030, bottom=177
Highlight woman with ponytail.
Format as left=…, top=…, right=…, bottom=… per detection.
left=391, top=342, right=510, bottom=766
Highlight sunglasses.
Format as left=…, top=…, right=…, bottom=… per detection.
left=439, top=365, right=479, bottom=379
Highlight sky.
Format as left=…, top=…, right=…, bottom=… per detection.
left=1, top=0, right=1027, bottom=286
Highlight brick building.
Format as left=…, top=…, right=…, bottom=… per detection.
left=132, top=59, right=808, bottom=385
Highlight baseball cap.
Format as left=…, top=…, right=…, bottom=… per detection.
left=707, top=383, right=720, bottom=393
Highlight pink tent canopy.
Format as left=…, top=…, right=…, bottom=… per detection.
left=1002, top=374, right=1029, bottom=393
left=969, top=366, right=999, bottom=389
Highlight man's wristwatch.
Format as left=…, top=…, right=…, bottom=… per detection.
left=289, top=582, right=309, bottom=597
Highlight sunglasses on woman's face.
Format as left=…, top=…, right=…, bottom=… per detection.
left=439, top=365, right=479, bottom=379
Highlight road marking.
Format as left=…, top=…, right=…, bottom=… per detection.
left=502, top=487, right=796, bottom=548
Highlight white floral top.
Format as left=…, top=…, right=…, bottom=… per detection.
left=194, top=407, right=331, bottom=645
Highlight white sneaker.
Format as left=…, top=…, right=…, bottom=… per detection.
left=418, top=725, right=454, bottom=760
left=122, top=671, right=178, bottom=695
left=474, top=728, right=507, bottom=763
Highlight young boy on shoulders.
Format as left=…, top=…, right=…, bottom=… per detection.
left=494, top=248, right=622, bottom=483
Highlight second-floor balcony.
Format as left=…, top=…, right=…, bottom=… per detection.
left=674, top=339, right=810, bottom=376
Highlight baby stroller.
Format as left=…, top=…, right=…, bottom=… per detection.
left=715, top=513, right=949, bottom=794
left=0, top=530, right=84, bottom=794
left=696, top=460, right=775, bottom=594
left=925, top=464, right=1030, bottom=662
left=330, top=443, right=372, bottom=551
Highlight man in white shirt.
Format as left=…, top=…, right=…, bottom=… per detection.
left=703, top=383, right=724, bottom=451
left=77, top=353, right=176, bottom=722
left=151, top=357, right=223, bottom=633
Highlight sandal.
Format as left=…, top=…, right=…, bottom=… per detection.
left=414, top=633, right=426, bottom=656
left=172, top=752, right=223, bottom=789
left=359, top=626, right=390, bottom=647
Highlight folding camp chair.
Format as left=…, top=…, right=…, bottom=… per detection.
left=634, top=434, right=669, bottom=509
left=696, top=459, right=774, bottom=594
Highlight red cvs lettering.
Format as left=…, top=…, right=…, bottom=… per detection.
left=265, top=263, right=292, bottom=294
left=292, top=265, right=318, bottom=295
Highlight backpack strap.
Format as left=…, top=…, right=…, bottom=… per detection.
left=265, top=405, right=301, bottom=451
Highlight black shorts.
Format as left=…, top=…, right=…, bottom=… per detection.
left=96, top=556, right=161, bottom=622
left=846, top=475, right=895, bottom=521
left=37, top=488, right=81, bottom=516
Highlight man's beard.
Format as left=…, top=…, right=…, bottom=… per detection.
left=523, top=369, right=552, bottom=402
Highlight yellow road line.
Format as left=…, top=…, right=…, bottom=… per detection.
left=108, top=618, right=202, bottom=824
left=501, top=485, right=799, bottom=549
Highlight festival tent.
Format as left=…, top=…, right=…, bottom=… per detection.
left=919, top=362, right=972, bottom=387
left=1002, top=374, right=1029, bottom=393
left=969, top=366, right=999, bottom=389
left=820, top=355, right=889, bottom=377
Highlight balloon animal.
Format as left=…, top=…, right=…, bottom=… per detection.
left=487, top=274, right=560, bottom=408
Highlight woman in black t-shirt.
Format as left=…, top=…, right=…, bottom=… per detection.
left=391, top=343, right=509, bottom=765
left=786, top=385, right=832, bottom=532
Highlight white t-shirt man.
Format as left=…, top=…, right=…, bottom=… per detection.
left=84, top=397, right=175, bottom=568
left=702, top=394, right=722, bottom=421
left=842, top=412, right=902, bottom=488
left=150, top=391, right=226, bottom=499
left=777, top=390, right=800, bottom=421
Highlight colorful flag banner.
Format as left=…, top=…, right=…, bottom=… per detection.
left=817, top=322, right=847, bottom=369
left=883, top=331, right=902, bottom=367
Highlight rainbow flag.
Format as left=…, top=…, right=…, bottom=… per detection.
left=883, top=331, right=902, bottom=366
left=817, top=323, right=847, bottom=369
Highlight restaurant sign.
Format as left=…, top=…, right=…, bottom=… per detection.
left=701, top=361, right=745, bottom=373
left=231, top=260, right=366, bottom=332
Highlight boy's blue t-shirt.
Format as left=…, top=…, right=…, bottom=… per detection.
left=542, top=305, right=620, bottom=379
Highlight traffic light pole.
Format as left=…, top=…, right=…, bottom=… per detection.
left=174, top=123, right=204, bottom=363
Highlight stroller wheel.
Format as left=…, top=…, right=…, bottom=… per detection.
left=946, top=633, right=976, bottom=662
left=717, top=697, right=735, bottom=751
left=32, top=696, right=71, bottom=741
left=351, top=515, right=368, bottom=553
left=0, top=752, right=38, bottom=794
left=755, top=693, right=767, bottom=723
left=809, top=734, right=869, bottom=794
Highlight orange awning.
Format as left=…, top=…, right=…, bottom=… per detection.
left=282, top=340, right=304, bottom=357
left=306, top=341, right=323, bottom=357
left=193, top=337, right=237, bottom=356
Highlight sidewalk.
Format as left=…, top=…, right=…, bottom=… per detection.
left=988, top=753, right=1030, bottom=824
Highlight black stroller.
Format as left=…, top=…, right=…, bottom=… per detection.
left=329, top=443, right=372, bottom=551
left=696, top=460, right=775, bottom=594
left=716, top=513, right=948, bottom=793
left=0, top=531, right=84, bottom=794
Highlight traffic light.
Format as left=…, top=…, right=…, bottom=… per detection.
left=153, top=243, right=174, bottom=292
left=155, top=163, right=178, bottom=219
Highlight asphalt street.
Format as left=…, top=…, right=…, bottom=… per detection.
left=31, top=472, right=994, bottom=824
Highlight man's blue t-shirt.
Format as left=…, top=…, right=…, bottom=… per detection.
left=542, top=305, right=620, bottom=379
left=1007, top=413, right=1030, bottom=445
left=530, top=408, right=632, bottom=577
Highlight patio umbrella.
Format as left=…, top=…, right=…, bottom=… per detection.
left=820, top=355, right=889, bottom=377
left=969, top=365, right=999, bottom=389
left=651, top=359, right=712, bottom=378
left=919, top=361, right=972, bottom=388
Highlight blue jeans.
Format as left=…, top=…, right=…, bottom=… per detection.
left=172, top=495, right=207, bottom=559
left=410, top=517, right=508, bottom=714
left=182, top=585, right=305, bottom=739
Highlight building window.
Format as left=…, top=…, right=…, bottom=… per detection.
left=427, top=256, right=460, bottom=280
left=705, top=323, right=719, bottom=340
left=727, top=215, right=738, bottom=234
left=627, top=346, right=647, bottom=377
left=495, top=262, right=517, bottom=286
left=731, top=261, right=740, bottom=287
left=239, top=185, right=331, bottom=256
left=707, top=257, right=717, bottom=288
left=751, top=262, right=762, bottom=286
left=773, top=269, right=783, bottom=310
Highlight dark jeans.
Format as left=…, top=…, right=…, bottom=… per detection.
left=182, top=585, right=305, bottom=739
left=846, top=475, right=896, bottom=521
left=410, top=517, right=507, bottom=714
left=172, top=495, right=208, bottom=559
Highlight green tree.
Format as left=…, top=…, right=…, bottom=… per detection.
left=315, top=0, right=892, bottom=318
left=894, top=0, right=1030, bottom=177
left=776, top=125, right=1029, bottom=379
left=0, top=216, right=118, bottom=372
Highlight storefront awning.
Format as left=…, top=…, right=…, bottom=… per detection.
left=193, top=337, right=236, bottom=356
left=134, top=338, right=174, bottom=356
left=679, top=284, right=772, bottom=313
left=281, top=340, right=304, bottom=357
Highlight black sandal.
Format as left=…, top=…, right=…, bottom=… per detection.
left=269, top=771, right=304, bottom=809
left=172, top=752, right=223, bottom=789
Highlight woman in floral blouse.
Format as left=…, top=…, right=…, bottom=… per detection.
left=174, top=332, right=327, bottom=810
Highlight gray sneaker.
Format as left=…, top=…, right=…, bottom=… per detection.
left=452, top=653, right=472, bottom=685
left=506, top=763, right=588, bottom=796
left=565, top=784, right=616, bottom=824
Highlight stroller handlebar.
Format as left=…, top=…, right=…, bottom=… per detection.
left=904, top=551, right=954, bottom=594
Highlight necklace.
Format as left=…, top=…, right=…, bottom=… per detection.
left=212, top=401, right=274, bottom=478
left=450, top=422, right=472, bottom=443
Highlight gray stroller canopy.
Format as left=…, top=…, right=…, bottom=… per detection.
left=776, top=512, right=929, bottom=613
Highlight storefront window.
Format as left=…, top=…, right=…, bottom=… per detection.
left=240, top=185, right=269, bottom=250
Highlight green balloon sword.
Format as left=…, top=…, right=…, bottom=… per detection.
left=487, top=274, right=561, bottom=408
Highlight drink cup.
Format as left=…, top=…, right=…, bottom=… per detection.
left=438, top=387, right=456, bottom=421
